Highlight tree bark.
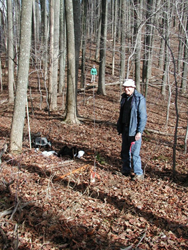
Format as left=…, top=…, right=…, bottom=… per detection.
left=112, top=0, right=117, bottom=76
left=120, top=0, right=126, bottom=81
left=64, top=0, right=79, bottom=124
left=181, top=16, right=188, bottom=93
left=48, top=0, right=54, bottom=109
left=134, top=0, right=142, bottom=92
left=161, top=0, right=170, bottom=97
left=59, top=0, right=66, bottom=94
left=97, top=0, right=108, bottom=96
left=10, top=0, right=32, bottom=153
left=73, top=0, right=81, bottom=115
left=81, top=0, right=88, bottom=88
left=7, top=0, right=14, bottom=103
left=51, top=0, right=60, bottom=110
left=143, top=0, right=155, bottom=98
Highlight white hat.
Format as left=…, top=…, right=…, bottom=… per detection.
left=123, top=79, right=136, bottom=88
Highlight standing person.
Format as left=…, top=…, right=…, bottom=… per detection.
left=117, top=79, right=147, bottom=180
left=90, top=65, right=97, bottom=83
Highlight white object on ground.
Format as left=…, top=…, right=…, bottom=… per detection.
left=42, top=151, right=56, bottom=157
left=77, top=150, right=85, bottom=158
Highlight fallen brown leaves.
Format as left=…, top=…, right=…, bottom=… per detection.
left=0, top=83, right=188, bottom=250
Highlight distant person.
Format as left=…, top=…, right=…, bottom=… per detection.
left=117, top=79, right=147, bottom=180
left=90, top=65, right=97, bottom=83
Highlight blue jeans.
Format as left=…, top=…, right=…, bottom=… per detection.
left=121, top=130, right=143, bottom=175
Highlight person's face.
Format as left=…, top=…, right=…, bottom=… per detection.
left=124, top=86, right=135, bottom=96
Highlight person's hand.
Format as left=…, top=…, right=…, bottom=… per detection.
left=135, top=132, right=141, bottom=141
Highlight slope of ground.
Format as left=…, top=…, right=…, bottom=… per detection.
left=0, top=78, right=188, bottom=249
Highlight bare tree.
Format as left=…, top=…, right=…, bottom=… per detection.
left=97, top=0, right=108, bottom=96
left=59, top=0, right=66, bottom=94
left=161, top=0, right=170, bottom=97
left=143, top=0, right=155, bottom=97
left=112, top=0, right=118, bottom=76
left=7, top=0, right=14, bottom=103
left=48, top=0, right=54, bottom=109
left=120, top=0, right=126, bottom=82
left=51, top=0, right=60, bottom=110
left=73, top=0, right=81, bottom=115
left=10, top=0, right=32, bottom=153
left=181, top=15, right=188, bottom=93
left=64, top=0, right=79, bottom=124
left=81, top=0, right=88, bottom=88
left=134, top=0, right=143, bottom=92
left=41, top=0, right=49, bottom=93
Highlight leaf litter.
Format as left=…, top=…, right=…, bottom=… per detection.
left=0, top=82, right=188, bottom=249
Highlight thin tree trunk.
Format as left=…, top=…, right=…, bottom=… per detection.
left=143, top=0, right=155, bottom=97
left=32, top=0, right=37, bottom=65
left=134, top=0, right=142, bottom=92
left=95, top=2, right=101, bottom=61
left=51, top=0, right=60, bottom=110
left=7, top=0, right=14, bottom=103
left=97, top=0, right=108, bottom=96
left=161, top=1, right=170, bottom=97
left=112, top=0, right=117, bottom=76
left=35, top=0, right=40, bottom=44
left=158, top=18, right=165, bottom=69
left=59, top=0, right=66, bottom=93
left=81, top=0, right=88, bottom=88
left=120, top=0, right=126, bottom=81
left=48, top=0, right=54, bottom=109
left=73, top=0, right=81, bottom=115
left=41, top=0, right=49, bottom=110
left=181, top=16, right=188, bottom=93
left=0, top=59, right=2, bottom=91
left=13, top=0, right=20, bottom=77
left=95, top=17, right=101, bottom=61
left=184, top=120, right=188, bottom=154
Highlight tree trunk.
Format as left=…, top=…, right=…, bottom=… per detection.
left=143, top=0, right=155, bottom=97
left=35, top=0, right=40, bottom=44
left=95, top=2, right=101, bottom=61
left=81, top=0, right=88, bottom=88
left=73, top=0, right=81, bottom=115
left=97, top=0, right=108, bottom=96
left=64, top=0, right=79, bottom=124
left=158, top=18, right=165, bottom=69
left=177, top=22, right=184, bottom=74
left=13, top=0, right=20, bottom=77
left=41, top=0, right=49, bottom=109
left=48, top=0, right=54, bottom=109
left=59, top=0, right=66, bottom=94
left=32, top=0, right=37, bottom=65
left=161, top=1, right=170, bottom=97
left=7, top=0, right=14, bottom=103
left=120, top=0, right=126, bottom=81
left=95, top=17, right=101, bottom=61
left=112, top=0, right=117, bottom=76
left=10, top=0, right=32, bottom=153
left=134, top=0, right=142, bottom=92
left=184, top=120, right=188, bottom=154
left=51, top=0, right=60, bottom=111
left=181, top=16, right=188, bottom=93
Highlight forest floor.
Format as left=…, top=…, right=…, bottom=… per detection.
left=0, top=69, right=188, bottom=250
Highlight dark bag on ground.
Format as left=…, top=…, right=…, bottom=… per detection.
left=58, top=146, right=78, bottom=158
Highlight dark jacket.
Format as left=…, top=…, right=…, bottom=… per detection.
left=117, top=90, right=147, bottom=136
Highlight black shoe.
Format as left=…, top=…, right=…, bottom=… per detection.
left=121, top=171, right=131, bottom=176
